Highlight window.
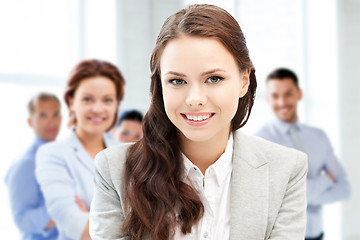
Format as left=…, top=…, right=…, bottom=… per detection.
left=0, top=1, right=341, bottom=238
left=0, top=0, right=116, bottom=237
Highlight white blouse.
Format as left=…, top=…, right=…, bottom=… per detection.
left=174, top=134, right=233, bottom=240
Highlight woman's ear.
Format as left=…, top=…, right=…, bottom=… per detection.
left=68, top=97, right=74, bottom=111
left=239, top=68, right=251, bottom=98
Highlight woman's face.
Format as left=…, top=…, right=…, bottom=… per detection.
left=160, top=36, right=250, bottom=144
left=69, top=76, right=117, bottom=135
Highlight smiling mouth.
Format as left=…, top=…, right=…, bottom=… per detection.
left=182, top=113, right=215, bottom=121
left=88, top=117, right=106, bottom=122
left=278, top=107, right=292, bottom=113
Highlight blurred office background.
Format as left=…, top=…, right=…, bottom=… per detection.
left=0, top=0, right=359, bottom=239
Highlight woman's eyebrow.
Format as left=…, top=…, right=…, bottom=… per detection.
left=165, top=71, right=186, bottom=77
left=201, top=68, right=226, bottom=76
left=165, top=69, right=226, bottom=77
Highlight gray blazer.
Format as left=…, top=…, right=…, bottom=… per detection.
left=89, top=130, right=308, bottom=240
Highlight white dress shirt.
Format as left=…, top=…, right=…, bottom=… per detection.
left=174, top=134, right=233, bottom=240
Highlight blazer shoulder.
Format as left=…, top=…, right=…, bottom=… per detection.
left=251, top=134, right=308, bottom=180
left=94, top=143, right=133, bottom=182
left=37, top=140, right=69, bottom=157
left=235, top=131, right=307, bottom=172
left=256, top=134, right=304, bottom=155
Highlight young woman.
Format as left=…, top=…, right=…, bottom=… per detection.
left=36, top=59, right=125, bottom=240
left=89, top=4, right=307, bottom=240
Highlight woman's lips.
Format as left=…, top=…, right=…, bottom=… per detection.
left=181, top=112, right=215, bottom=126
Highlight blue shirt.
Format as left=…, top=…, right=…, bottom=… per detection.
left=35, top=130, right=117, bottom=240
left=5, top=137, right=59, bottom=240
left=255, top=119, right=351, bottom=238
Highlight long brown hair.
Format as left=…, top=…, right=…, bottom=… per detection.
left=64, top=59, right=125, bottom=131
left=123, top=4, right=257, bottom=239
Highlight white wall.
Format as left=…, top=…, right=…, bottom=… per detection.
left=1, top=0, right=359, bottom=238
left=115, top=0, right=183, bottom=114
left=337, top=0, right=360, bottom=239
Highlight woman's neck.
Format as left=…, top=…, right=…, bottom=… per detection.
left=180, top=130, right=230, bottom=175
left=75, top=128, right=105, bottom=159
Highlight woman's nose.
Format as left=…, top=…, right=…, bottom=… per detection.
left=92, top=101, right=103, bottom=113
left=185, top=84, right=207, bottom=108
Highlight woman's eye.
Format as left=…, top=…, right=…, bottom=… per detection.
left=104, top=98, right=114, bottom=103
left=206, top=76, right=223, bottom=83
left=169, top=79, right=186, bottom=85
left=83, top=97, right=92, bottom=102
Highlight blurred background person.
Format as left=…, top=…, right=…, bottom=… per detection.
left=1, top=1, right=359, bottom=239
left=255, top=68, right=351, bottom=240
left=35, top=59, right=125, bottom=240
left=111, top=109, right=143, bottom=143
left=5, top=92, right=61, bottom=240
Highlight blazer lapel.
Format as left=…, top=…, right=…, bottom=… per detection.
left=67, top=130, right=95, bottom=174
left=230, top=131, right=269, bottom=240
left=67, top=131, right=118, bottom=175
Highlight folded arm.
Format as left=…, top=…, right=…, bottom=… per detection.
left=36, top=146, right=89, bottom=239
left=6, top=161, right=54, bottom=235
left=89, top=150, right=130, bottom=240
left=307, top=137, right=350, bottom=206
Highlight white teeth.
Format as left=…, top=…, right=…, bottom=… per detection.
left=90, top=117, right=104, bottom=121
left=185, top=114, right=211, bottom=121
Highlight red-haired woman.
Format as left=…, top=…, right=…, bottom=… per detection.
left=90, top=5, right=307, bottom=240
left=36, top=59, right=125, bottom=240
